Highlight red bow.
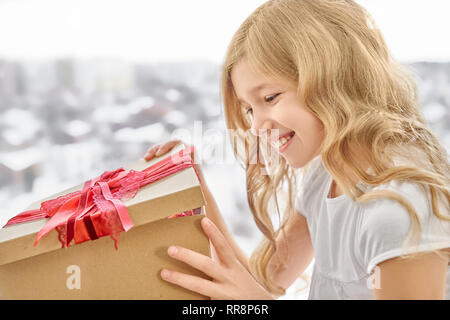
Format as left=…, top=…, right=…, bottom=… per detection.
left=5, top=146, right=198, bottom=249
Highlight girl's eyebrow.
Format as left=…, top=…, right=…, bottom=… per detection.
left=249, top=83, right=271, bottom=93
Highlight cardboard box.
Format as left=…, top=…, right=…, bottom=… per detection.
left=0, top=145, right=211, bottom=299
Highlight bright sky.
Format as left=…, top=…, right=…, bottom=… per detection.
left=0, top=0, right=449, bottom=63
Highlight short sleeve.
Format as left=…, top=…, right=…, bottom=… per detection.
left=358, top=180, right=450, bottom=275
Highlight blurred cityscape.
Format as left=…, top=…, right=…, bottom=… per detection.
left=0, top=58, right=449, bottom=299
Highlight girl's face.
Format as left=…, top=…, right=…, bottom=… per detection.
left=230, top=58, right=325, bottom=168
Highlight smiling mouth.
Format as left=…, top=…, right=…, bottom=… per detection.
left=276, top=131, right=295, bottom=148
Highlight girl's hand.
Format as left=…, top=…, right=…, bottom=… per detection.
left=144, top=140, right=208, bottom=190
left=160, top=217, right=274, bottom=300
left=144, top=139, right=184, bottom=160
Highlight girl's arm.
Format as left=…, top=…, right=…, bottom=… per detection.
left=372, top=250, right=448, bottom=299
left=202, top=186, right=250, bottom=270
left=267, top=210, right=314, bottom=298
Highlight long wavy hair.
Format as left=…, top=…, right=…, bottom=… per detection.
left=220, top=0, right=450, bottom=296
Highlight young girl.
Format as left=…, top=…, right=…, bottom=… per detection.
left=145, top=0, right=450, bottom=299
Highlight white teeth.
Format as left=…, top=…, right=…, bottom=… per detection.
left=278, top=135, right=292, bottom=148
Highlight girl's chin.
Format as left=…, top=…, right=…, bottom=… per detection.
left=281, top=150, right=308, bottom=169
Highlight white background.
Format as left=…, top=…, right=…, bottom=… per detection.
left=0, top=0, right=449, bottom=63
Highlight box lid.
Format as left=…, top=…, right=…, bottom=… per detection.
left=0, top=144, right=206, bottom=265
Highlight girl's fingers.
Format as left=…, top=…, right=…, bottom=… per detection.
left=160, top=269, right=219, bottom=298
left=201, top=217, right=237, bottom=267
left=167, top=245, right=225, bottom=281
left=144, top=144, right=160, bottom=161
left=144, top=140, right=182, bottom=161
left=155, top=139, right=182, bottom=156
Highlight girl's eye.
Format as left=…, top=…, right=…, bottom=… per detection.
left=265, top=93, right=280, bottom=104
left=242, top=93, right=280, bottom=117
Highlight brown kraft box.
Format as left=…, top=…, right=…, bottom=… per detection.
left=0, top=145, right=210, bottom=299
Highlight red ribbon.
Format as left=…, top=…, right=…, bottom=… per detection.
left=4, top=146, right=200, bottom=249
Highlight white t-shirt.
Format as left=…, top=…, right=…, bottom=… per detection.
left=295, top=155, right=450, bottom=300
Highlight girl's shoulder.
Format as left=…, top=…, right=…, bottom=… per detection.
left=362, top=179, right=431, bottom=224
left=359, top=145, right=449, bottom=273
left=358, top=176, right=450, bottom=274
left=362, top=145, right=443, bottom=220
left=359, top=174, right=449, bottom=250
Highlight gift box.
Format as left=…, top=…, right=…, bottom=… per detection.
left=0, top=144, right=210, bottom=299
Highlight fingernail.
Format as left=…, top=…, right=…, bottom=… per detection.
left=168, top=246, right=177, bottom=256
left=155, top=148, right=162, bottom=156
left=161, top=269, right=170, bottom=279
left=202, top=217, right=211, bottom=227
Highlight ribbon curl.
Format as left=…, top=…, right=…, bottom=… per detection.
left=5, top=146, right=199, bottom=249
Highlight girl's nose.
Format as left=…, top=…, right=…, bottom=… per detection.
left=250, top=117, right=272, bottom=137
